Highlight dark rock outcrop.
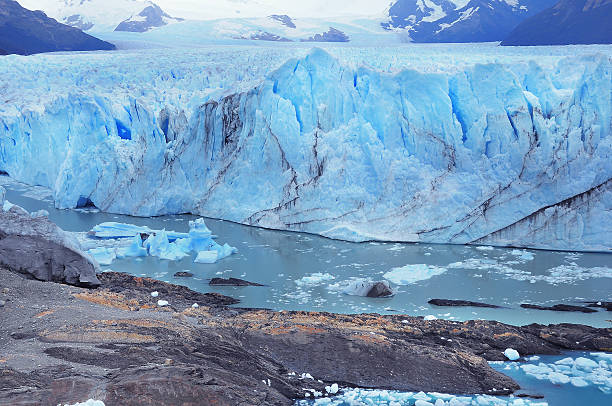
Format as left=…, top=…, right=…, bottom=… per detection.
left=501, top=0, right=612, bottom=46
left=585, top=301, right=612, bottom=311
left=209, top=277, right=264, bottom=287
left=303, top=27, right=349, bottom=42
left=0, top=0, right=115, bottom=55
left=1, top=268, right=611, bottom=405
left=429, top=299, right=502, bottom=308
left=249, top=31, right=292, bottom=42
left=173, top=271, right=194, bottom=278
left=0, top=195, right=100, bottom=288
left=521, top=304, right=598, bottom=313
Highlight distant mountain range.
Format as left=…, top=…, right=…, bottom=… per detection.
left=4, top=0, right=611, bottom=49
left=382, top=0, right=559, bottom=42
left=18, top=0, right=182, bottom=32
left=501, top=0, right=612, bottom=45
left=0, top=0, right=115, bottom=55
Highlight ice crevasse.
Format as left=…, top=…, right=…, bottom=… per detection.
left=0, top=48, right=610, bottom=251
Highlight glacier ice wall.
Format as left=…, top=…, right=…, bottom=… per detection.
left=0, top=48, right=611, bottom=251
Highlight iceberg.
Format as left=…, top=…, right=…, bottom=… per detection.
left=82, top=218, right=236, bottom=265
left=1, top=46, right=610, bottom=251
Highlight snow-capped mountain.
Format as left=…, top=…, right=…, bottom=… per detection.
left=0, top=0, right=115, bottom=55
left=502, top=0, right=612, bottom=45
left=18, top=0, right=181, bottom=32
left=383, top=0, right=558, bottom=42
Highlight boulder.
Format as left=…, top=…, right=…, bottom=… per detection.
left=0, top=196, right=100, bottom=287
left=209, top=278, right=263, bottom=287
left=366, top=282, right=394, bottom=298
left=429, top=299, right=502, bottom=308
left=520, top=304, right=597, bottom=313
left=174, top=271, right=194, bottom=278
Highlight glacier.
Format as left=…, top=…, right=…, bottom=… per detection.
left=0, top=44, right=611, bottom=251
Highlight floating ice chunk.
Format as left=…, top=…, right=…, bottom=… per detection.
left=548, top=371, right=570, bottom=385
left=511, top=249, right=535, bottom=261
left=296, top=273, right=335, bottom=287
left=424, top=315, right=437, bottom=321
left=88, top=247, right=117, bottom=266
left=195, top=250, right=219, bottom=264
left=574, top=357, right=598, bottom=370
left=157, top=300, right=169, bottom=307
left=415, top=400, right=434, bottom=406
left=336, top=279, right=393, bottom=297
left=117, top=235, right=148, bottom=258
left=571, top=377, right=589, bottom=387
left=151, top=291, right=159, bottom=297
left=383, top=264, right=446, bottom=285
left=30, top=209, right=49, bottom=218
left=503, top=348, right=520, bottom=361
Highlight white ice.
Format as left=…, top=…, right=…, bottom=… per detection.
left=82, top=219, right=236, bottom=265
left=1, top=44, right=611, bottom=252
left=383, top=264, right=447, bottom=285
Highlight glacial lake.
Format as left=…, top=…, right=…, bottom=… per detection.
left=2, top=177, right=611, bottom=328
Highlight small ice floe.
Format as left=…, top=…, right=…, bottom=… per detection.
left=510, top=249, right=535, bottom=262
left=383, top=264, right=447, bottom=285
left=475, top=246, right=495, bottom=251
left=424, top=315, right=437, bottom=321
left=503, top=348, right=520, bottom=361
left=295, top=273, right=335, bottom=287
left=157, top=300, right=169, bottom=307
left=151, top=291, right=159, bottom=297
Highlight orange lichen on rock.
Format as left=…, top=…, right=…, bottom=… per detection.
left=74, top=291, right=140, bottom=311
left=34, top=309, right=55, bottom=318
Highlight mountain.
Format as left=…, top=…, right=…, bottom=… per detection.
left=0, top=0, right=115, bottom=55
left=501, top=0, right=612, bottom=46
left=18, top=0, right=181, bottom=32
left=115, top=3, right=183, bottom=32
left=383, top=0, right=558, bottom=42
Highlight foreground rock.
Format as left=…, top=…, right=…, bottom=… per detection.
left=209, top=277, right=264, bottom=287
left=521, top=304, right=598, bottom=313
left=1, top=268, right=611, bottom=405
left=0, top=193, right=100, bottom=288
left=429, top=299, right=502, bottom=308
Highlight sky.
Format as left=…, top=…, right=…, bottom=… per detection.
left=19, top=0, right=396, bottom=20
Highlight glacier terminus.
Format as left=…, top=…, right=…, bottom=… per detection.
left=0, top=44, right=610, bottom=252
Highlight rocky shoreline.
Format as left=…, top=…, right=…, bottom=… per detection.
left=1, top=267, right=611, bottom=406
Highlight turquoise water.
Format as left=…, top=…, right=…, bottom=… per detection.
left=2, top=177, right=612, bottom=328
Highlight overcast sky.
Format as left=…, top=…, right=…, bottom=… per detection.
left=20, top=0, right=395, bottom=19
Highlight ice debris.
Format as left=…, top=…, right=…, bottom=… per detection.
left=84, top=218, right=236, bottom=265
left=517, top=353, right=612, bottom=393
left=383, top=264, right=447, bottom=285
